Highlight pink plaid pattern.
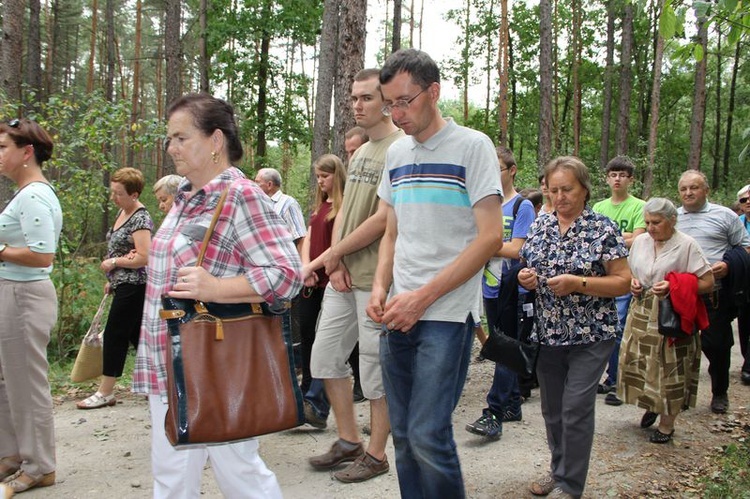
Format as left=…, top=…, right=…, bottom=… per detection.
left=132, top=168, right=302, bottom=396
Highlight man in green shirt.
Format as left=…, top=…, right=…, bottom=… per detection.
left=592, top=156, right=646, bottom=405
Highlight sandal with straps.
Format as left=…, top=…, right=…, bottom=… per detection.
left=1, top=470, right=55, bottom=493
left=0, top=458, right=20, bottom=482
left=649, top=428, right=674, bottom=444
left=76, top=392, right=116, bottom=410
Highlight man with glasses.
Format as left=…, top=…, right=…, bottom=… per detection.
left=592, top=156, right=646, bottom=405
left=367, top=48, right=503, bottom=498
left=308, top=68, right=404, bottom=483
left=736, top=184, right=750, bottom=384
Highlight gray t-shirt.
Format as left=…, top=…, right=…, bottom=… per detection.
left=378, top=119, right=502, bottom=323
left=676, top=202, right=750, bottom=264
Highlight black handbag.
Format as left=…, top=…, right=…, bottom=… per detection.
left=480, top=326, right=539, bottom=377
left=657, top=295, right=690, bottom=338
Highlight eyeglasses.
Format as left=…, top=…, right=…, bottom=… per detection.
left=607, top=172, right=631, bottom=179
left=8, top=119, right=20, bottom=128
left=740, top=197, right=750, bottom=204
left=381, top=88, right=428, bottom=116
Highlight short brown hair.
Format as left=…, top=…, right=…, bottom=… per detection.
left=0, top=118, right=54, bottom=165
left=111, top=167, right=145, bottom=195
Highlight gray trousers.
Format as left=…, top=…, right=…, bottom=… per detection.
left=0, top=278, right=57, bottom=478
left=537, top=339, right=614, bottom=498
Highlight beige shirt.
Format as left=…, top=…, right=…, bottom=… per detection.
left=340, top=129, right=405, bottom=290
left=628, top=230, right=711, bottom=288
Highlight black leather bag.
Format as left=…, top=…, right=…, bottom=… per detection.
left=480, top=326, right=539, bottom=377
left=657, top=296, right=689, bottom=338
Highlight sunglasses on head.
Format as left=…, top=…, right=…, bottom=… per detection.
left=7, top=119, right=20, bottom=128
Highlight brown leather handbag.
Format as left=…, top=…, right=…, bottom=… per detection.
left=160, top=189, right=303, bottom=446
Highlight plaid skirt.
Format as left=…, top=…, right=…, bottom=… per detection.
left=617, top=293, right=701, bottom=415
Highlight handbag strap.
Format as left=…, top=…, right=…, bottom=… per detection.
left=85, top=294, right=110, bottom=339
left=195, top=188, right=229, bottom=268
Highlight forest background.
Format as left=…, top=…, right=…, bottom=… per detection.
left=0, top=0, right=749, bottom=362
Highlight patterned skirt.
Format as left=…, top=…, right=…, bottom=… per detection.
left=617, top=293, right=701, bottom=415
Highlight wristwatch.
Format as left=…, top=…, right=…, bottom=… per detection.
left=0, top=243, right=6, bottom=261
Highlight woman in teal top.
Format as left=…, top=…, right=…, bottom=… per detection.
left=0, top=118, right=62, bottom=495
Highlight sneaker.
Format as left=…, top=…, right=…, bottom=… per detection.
left=465, top=412, right=502, bottom=440
left=303, top=400, right=327, bottom=429
left=309, top=440, right=364, bottom=470
left=710, top=393, right=729, bottom=414
left=332, top=452, right=389, bottom=482
left=605, top=393, right=623, bottom=406
left=502, top=408, right=522, bottom=422
left=597, top=383, right=615, bottom=394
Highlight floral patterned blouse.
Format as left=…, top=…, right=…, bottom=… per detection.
left=519, top=206, right=628, bottom=346
left=106, top=207, right=153, bottom=290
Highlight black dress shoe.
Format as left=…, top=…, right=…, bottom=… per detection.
left=640, top=411, right=658, bottom=428
left=741, top=371, right=750, bottom=385
left=710, top=394, right=729, bottom=414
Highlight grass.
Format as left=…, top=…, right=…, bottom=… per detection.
left=700, top=439, right=750, bottom=498
left=48, top=352, right=136, bottom=398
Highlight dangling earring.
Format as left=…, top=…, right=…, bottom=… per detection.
left=211, top=151, right=219, bottom=164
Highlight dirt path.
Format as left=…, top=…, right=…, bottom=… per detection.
left=27, top=332, right=750, bottom=498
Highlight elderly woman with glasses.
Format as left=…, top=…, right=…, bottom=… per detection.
left=0, top=119, right=62, bottom=495
left=518, top=156, right=630, bottom=499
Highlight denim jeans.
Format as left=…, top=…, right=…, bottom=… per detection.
left=304, top=378, right=329, bottom=418
left=485, top=298, right=523, bottom=417
left=604, top=293, right=631, bottom=386
left=380, top=316, right=474, bottom=499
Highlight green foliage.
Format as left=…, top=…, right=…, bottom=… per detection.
left=700, top=441, right=750, bottom=498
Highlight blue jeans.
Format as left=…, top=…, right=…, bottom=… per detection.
left=485, top=298, right=523, bottom=417
left=304, top=379, right=330, bottom=418
left=380, top=316, right=474, bottom=499
left=604, top=293, right=631, bottom=386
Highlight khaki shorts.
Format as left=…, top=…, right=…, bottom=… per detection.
left=310, top=284, right=384, bottom=399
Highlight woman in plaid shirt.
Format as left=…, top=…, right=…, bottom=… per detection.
left=132, top=93, right=302, bottom=498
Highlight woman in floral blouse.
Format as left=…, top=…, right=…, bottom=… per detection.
left=518, top=156, right=630, bottom=499
left=77, top=167, right=152, bottom=410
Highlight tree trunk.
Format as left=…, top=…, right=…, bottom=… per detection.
left=461, top=0, right=470, bottom=124
left=128, top=0, right=143, bottom=167
left=643, top=0, right=666, bottom=199
left=711, top=29, right=721, bottom=189
left=615, top=1, right=634, bottom=156
left=333, top=0, right=366, bottom=160
left=25, top=0, right=43, bottom=108
left=311, top=0, right=339, bottom=173
left=687, top=12, right=708, bottom=171
left=86, top=0, right=98, bottom=94
left=497, top=0, right=509, bottom=146
left=723, top=40, right=741, bottom=187
left=199, top=0, right=209, bottom=92
left=256, top=0, right=273, bottom=162
left=537, top=0, right=553, bottom=170
left=2, top=0, right=24, bottom=104
left=392, top=0, right=401, bottom=53
left=164, top=0, right=181, bottom=174
left=571, top=0, right=581, bottom=156
left=599, top=0, right=616, bottom=168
